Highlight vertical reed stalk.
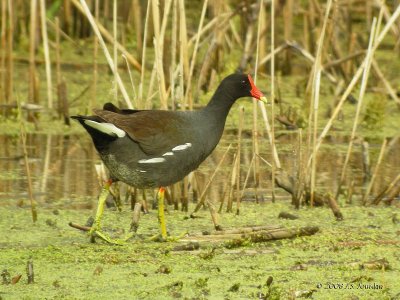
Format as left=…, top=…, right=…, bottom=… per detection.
left=270, top=0, right=276, bottom=202
left=17, top=96, right=37, bottom=222
left=170, top=0, right=177, bottom=110
left=29, top=0, right=38, bottom=103
left=91, top=0, right=99, bottom=111
left=40, top=135, right=52, bottom=193
left=5, top=0, right=12, bottom=103
left=309, top=0, right=332, bottom=206
left=123, top=54, right=137, bottom=107
left=132, top=0, right=143, bottom=61
left=226, top=153, right=238, bottom=213
left=240, top=153, right=255, bottom=199
left=362, top=139, right=387, bottom=205
left=294, top=128, right=303, bottom=208
left=79, top=0, right=132, bottom=108
left=336, top=18, right=377, bottom=200
left=178, top=0, right=189, bottom=109
left=55, top=17, right=61, bottom=90
left=0, top=0, right=6, bottom=102
left=138, top=0, right=151, bottom=107
left=308, top=5, right=400, bottom=166
left=252, top=0, right=263, bottom=203
left=113, top=0, right=118, bottom=103
left=40, top=0, right=53, bottom=109
left=235, top=106, right=244, bottom=215
left=151, top=0, right=168, bottom=109
left=184, top=0, right=208, bottom=110
left=372, top=173, right=400, bottom=205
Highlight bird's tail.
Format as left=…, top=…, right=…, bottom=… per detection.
left=71, top=115, right=125, bottom=150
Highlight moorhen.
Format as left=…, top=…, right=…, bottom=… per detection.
left=72, top=73, right=266, bottom=243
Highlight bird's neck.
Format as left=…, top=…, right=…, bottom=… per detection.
left=202, top=87, right=236, bottom=117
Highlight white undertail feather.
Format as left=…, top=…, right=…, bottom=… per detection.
left=84, top=120, right=126, bottom=138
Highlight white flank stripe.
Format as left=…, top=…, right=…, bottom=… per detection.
left=136, top=169, right=147, bottom=173
left=172, top=143, right=192, bottom=151
left=138, top=157, right=166, bottom=164
left=84, top=120, right=126, bottom=138
left=162, top=152, right=174, bottom=156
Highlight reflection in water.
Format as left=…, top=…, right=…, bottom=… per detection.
left=0, top=133, right=399, bottom=208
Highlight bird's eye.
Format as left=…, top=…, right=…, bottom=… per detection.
left=241, top=80, right=246, bottom=84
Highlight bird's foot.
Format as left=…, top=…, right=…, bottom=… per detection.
left=148, top=230, right=188, bottom=242
left=88, top=227, right=135, bottom=245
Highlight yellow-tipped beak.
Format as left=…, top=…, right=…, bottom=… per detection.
left=259, top=96, right=268, bottom=104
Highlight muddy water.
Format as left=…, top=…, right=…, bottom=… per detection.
left=0, top=132, right=399, bottom=207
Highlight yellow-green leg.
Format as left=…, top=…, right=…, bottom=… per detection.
left=150, top=187, right=187, bottom=242
left=158, top=187, right=168, bottom=240
left=89, top=180, right=133, bottom=245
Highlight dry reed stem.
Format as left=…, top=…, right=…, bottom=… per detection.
left=138, top=0, right=151, bottom=106
left=257, top=43, right=288, bottom=71
left=184, top=0, right=208, bottom=110
left=371, top=59, right=400, bottom=105
left=187, top=11, right=231, bottom=47
left=5, top=0, right=12, bottom=102
left=336, top=18, right=377, bottom=200
left=377, top=0, right=400, bottom=40
left=0, top=0, right=6, bottom=102
left=28, top=0, right=38, bottom=103
left=252, top=0, right=264, bottom=202
left=254, top=0, right=281, bottom=170
left=191, top=144, right=232, bottom=216
left=91, top=0, right=99, bottom=111
left=78, top=0, right=132, bottom=108
left=17, top=96, right=37, bottom=222
left=309, top=0, right=332, bottom=206
left=113, top=0, right=118, bottom=102
left=294, top=128, right=304, bottom=208
left=132, top=0, right=143, bottom=61
left=151, top=0, right=170, bottom=109
left=39, top=0, right=53, bottom=109
left=5, top=0, right=14, bottom=102
left=239, top=153, right=256, bottom=199
left=72, top=0, right=141, bottom=72
left=270, top=0, right=276, bottom=202
left=362, top=139, right=388, bottom=205
left=372, top=173, right=400, bottom=205
left=122, top=55, right=137, bottom=107
left=178, top=0, right=189, bottom=109
left=40, top=135, right=52, bottom=193
left=307, top=5, right=400, bottom=169
left=55, top=18, right=61, bottom=87
left=170, top=0, right=178, bottom=110
left=259, top=103, right=281, bottom=169
left=285, top=41, right=337, bottom=83
left=226, top=153, right=238, bottom=213
left=46, top=19, right=78, bottom=47
left=235, top=106, right=244, bottom=214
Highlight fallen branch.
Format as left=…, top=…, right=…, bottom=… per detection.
left=180, top=225, right=319, bottom=247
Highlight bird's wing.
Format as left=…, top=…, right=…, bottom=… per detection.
left=93, top=108, right=188, bottom=156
